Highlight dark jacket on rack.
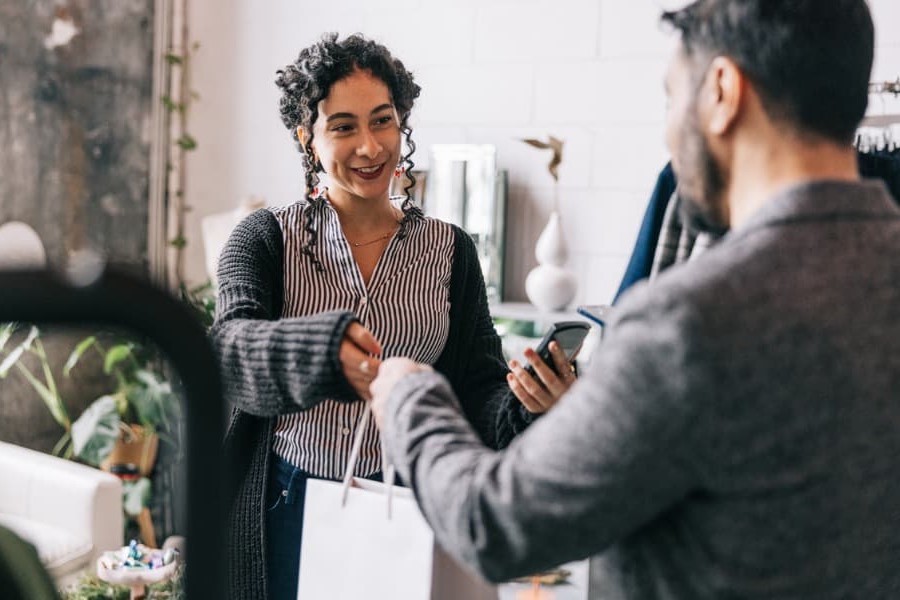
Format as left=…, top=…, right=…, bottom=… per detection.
left=613, top=163, right=677, bottom=303
left=616, top=152, right=900, bottom=300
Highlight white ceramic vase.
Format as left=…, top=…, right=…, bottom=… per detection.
left=525, top=211, right=577, bottom=311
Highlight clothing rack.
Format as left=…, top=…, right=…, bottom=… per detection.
left=862, top=78, right=900, bottom=128
left=869, top=78, right=900, bottom=96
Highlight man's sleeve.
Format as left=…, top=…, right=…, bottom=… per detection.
left=382, top=292, right=714, bottom=582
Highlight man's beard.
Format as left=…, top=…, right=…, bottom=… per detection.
left=674, top=103, right=730, bottom=237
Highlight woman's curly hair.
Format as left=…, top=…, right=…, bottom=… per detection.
left=275, top=33, right=422, bottom=271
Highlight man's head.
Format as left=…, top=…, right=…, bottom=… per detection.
left=661, top=0, right=875, bottom=232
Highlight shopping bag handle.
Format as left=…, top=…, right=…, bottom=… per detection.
left=340, top=404, right=397, bottom=518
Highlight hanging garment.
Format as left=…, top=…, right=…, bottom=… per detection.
left=615, top=151, right=900, bottom=301
left=613, top=163, right=676, bottom=303
left=859, top=150, right=900, bottom=203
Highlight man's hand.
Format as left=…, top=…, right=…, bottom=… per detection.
left=369, top=357, right=431, bottom=429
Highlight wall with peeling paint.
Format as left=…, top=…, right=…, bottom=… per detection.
left=0, top=0, right=156, bottom=449
left=0, top=0, right=155, bottom=273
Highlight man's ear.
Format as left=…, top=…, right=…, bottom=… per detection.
left=704, top=56, right=744, bottom=136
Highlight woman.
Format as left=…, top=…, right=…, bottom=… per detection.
left=212, top=33, right=575, bottom=600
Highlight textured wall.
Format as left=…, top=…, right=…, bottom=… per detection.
left=0, top=0, right=155, bottom=272
left=0, top=0, right=156, bottom=450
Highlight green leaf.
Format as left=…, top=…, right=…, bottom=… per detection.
left=164, top=52, right=183, bottom=65
left=0, top=323, right=16, bottom=352
left=0, top=326, right=38, bottom=377
left=103, top=344, right=132, bottom=374
left=63, top=335, right=97, bottom=376
left=34, top=338, right=60, bottom=405
left=16, top=364, right=70, bottom=429
left=176, top=134, right=197, bottom=150
left=169, top=236, right=187, bottom=249
left=71, top=395, right=120, bottom=466
left=130, top=370, right=175, bottom=428
left=52, top=430, right=71, bottom=457
left=160, top=95, right=185, bottom=113
left=123, top=477, right=152, bottom=517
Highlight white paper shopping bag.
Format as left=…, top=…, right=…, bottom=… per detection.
left=296, top=406, right=497, bottom=600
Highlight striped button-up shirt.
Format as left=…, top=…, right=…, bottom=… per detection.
left=270, top=200, right=454, bottom=479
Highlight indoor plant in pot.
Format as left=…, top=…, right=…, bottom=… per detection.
left=0, top=324, right=180, bottom=545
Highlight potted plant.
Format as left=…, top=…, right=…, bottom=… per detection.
left=0, top=323, right=181, bottom=546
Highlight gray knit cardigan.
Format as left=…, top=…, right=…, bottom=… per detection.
left=210, top=208, right=534, bottom=600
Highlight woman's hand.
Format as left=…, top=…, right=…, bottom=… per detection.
left=339, top=322, right=383, bottom=400
left=506, top=341, right=577, bottom=414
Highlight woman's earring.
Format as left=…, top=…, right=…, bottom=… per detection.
left=394, top=164, right=406, bottom=178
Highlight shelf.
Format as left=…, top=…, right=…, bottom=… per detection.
left=489, top=302, right=582, bottom=324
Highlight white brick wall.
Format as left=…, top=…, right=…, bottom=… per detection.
left=184, top=0, right=900, bottom=306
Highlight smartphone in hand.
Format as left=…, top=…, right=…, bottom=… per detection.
left=525, top=321, right=591, bottom=377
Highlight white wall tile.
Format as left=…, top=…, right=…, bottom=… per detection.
left=534, top=58, right=668, bottom=126
left=872, top=45, right=900, bottom=84
left=593, top=59, right=669, bottom=125
left=599, top=0, right=678, bottom=59
left=363, top=6, right=477, bottom=67
left=414, top=64, right=534, bottom=125
left=563, top=189, right=647, bottom=257
left=474, top=0, right=600, bottom=62
left=870, top=0, right=900, bottom=46
left=592, top=124, right=669, bottom=190
left=533, top=60, right=604, bottom=124
left=583, top=254, right=632, bottom=304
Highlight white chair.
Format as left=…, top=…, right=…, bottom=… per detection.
left=0, top=440, right=122, bottom=586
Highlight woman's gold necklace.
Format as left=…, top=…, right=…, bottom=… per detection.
left=349, top=224, right=399, bottom=247
left=346, top=209, right=403, bottom=248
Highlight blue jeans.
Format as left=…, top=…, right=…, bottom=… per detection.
left=264, top=454, right=385, bottom=600
left=265, top=455, right=311, bottom=600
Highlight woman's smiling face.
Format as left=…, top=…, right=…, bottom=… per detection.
left=304, top=68, right=402, bottom=204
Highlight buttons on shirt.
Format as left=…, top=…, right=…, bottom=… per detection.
left=341, top=427, right=350, bottom=436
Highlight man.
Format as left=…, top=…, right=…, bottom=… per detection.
left=370, top=0, right=900, bottom=597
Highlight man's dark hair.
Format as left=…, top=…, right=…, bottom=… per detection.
left=661, top=0, right=874, bottom=145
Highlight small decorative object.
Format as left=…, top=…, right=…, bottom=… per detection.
left=96, top=539, right=179, bottom=600
left=522, top=136, right=578, bottom=311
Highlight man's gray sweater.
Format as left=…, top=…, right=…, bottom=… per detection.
left=383, top=180, right=900, bottom=598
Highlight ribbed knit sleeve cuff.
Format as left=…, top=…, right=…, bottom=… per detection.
left=211, top=310, right=361, bottom=415
left=494, top=401, right=540, bottom=449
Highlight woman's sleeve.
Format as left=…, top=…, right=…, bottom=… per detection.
left=209, top=209, right=358, bottom=417
left=449, top=232, right=539, bottom=450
